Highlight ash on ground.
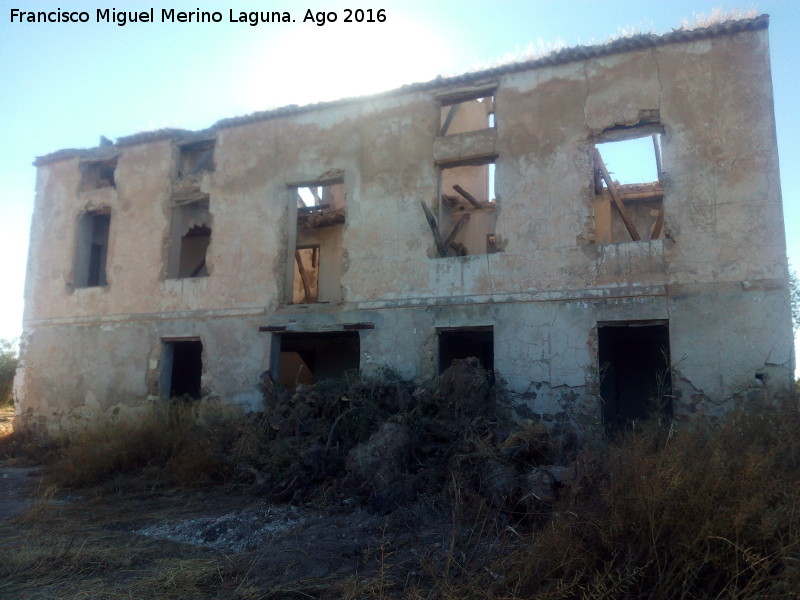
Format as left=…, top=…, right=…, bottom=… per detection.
left=135, top=505, right=307, bottom=552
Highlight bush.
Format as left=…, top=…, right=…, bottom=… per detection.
left=484, top=400, right=800, bottom=599
left=0, top=338, right=18, bottom=406
left=34, top=402, right=240, bottom=489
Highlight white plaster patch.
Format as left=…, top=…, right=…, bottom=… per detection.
left=84, top=391, right=99, bottom=409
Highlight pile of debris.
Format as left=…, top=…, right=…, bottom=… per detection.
left=238, top=359, right=581, bottom=516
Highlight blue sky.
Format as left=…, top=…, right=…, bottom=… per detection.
left=1, top=1, right=798, bottom=352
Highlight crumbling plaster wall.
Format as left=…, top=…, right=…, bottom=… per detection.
left=16, top=23, right=793, bottom=429
left=15, top=316, right=267, bottom=428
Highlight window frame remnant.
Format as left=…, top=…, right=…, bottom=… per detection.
left=160, top=338, right=203, bottom=399
left=425, top=157, right=498, bottom=257
left=80, top=157, right=118, bottom=192
left=290, top=179, right=346, bottom=304
left=592, top=123, right=665, bottom=244
left=437, top=326, right=494, bottom=374
left=74, top=209, right=111, bottom=288
left=597, top=320, right=672, bottom=432
left=293, top=245, right=320, bottom=304
left=167, top=197, right=212, bottom=279
left=437, top=86, right=497, bottom=136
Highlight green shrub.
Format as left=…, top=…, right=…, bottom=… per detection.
left=0, top=338, right=18, bottom=406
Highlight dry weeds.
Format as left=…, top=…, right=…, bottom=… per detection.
left=1, top=380, right=798, bottom=598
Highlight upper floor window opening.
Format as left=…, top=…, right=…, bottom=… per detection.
left=81, top=157, right=117, bottom=192
left=291, top=180, right=346, bottom=304
left=177, top=139, right=215, bottom=179
left=167, top=198, right=212, bottom=279
left=74, top=210, right=111, bottom=288
left=592, top=126, right=664, bottom=244
left=439, top=90, right=496, bottom=136
left=423, top=157, right=500, bottom=258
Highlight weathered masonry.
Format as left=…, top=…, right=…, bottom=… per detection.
left=15, top=15, right=794, bottom=434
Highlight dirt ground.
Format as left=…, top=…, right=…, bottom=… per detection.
left=0, top=420, right=458, bottom=598
left=0, top=482, right=459, bottom=599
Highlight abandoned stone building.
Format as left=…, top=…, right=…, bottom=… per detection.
left=15, top=14, right=794, bottom=433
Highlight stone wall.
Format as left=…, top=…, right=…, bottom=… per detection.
left=15, top=17, right=794, bottom=432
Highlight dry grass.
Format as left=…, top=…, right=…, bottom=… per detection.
left=1, top=389, right=798, bottom=598
left=0, top=402, right=242, bottom=490
left=0, top=528, right=255, bottom=600
left=681, top=7, right=759, bottom=30
left=316, top=400, right=800, bottom=599
left=403, top=400, right=800, bottom=599
left=0, top=484, right=258, bottom=600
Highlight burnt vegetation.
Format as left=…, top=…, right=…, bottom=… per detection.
left=1, top=363, right=799, bottom=598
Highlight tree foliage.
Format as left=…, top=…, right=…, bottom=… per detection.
left=0, top=338, right=18, bottom=406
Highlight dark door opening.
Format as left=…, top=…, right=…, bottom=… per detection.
left=598, top=322, right=671, bottom=429
left=163, top=340, right=203, bottom=399
left=276, top=331, right=360, bottom=388
left=76, top=211, right=110, bottom=287
left=438, top=327, right=494, bottom=374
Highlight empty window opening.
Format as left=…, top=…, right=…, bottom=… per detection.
left=276, top=331, right=359, bottom=388
left=178, top=225, right=211, bottom=278
left=296, top=181, right=346, bottom=226
left=438, top=327, right=494, bottom=374
left=162, top=340, right=203, bottom=399
left=74, top=211, right=110, bottom=288
left=81, top=158, right=117, bottom=191
left=439, top=94, right=495, bottom=136
left=168, top=198, right=211, bottom=279
left=598, top=322, right=672, bottom=431
left=431, top=159, right=498, bottom=256
left=292, top=180, right=345, bottom=303
left=593, top=129, right=664, bottom=244
left=178, top=140, right=215, bottom=179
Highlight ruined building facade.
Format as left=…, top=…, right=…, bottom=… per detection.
left=15, top=15, right=794, bottom=433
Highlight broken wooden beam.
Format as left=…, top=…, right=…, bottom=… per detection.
left=593, top=148, right=641, bottom=241
left=596, top=184, right=663, bottom=205
left=298, top=203, right=331, bottom=214
left=593, top=164, right=604, bottom=195
left=439, top=104, right=458, bottom=136
left=298, top=207, right=346, bottom=229
left=294, top=250, right=312, bottom=302
left=652, top=134, right=663, bottom=179
left=450, top=241, right=467, bottom=256
left=651, top=207, right=665, bottom=240
left=453, top=184, right=483, bottom=209
left=443, top=213, right=470, bottom=249
left=442, top=194, right=463, bottom=210
left=342, top=322, right=375, bottom=330
left=189, top=258, right=206, bottom=278
left=420, top=200, right=449, bottom=257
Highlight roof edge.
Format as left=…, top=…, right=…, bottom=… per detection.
left=34, top=14, right=768, bottom=166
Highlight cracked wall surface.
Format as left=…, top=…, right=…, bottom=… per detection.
left=15, top=16, right=794, bottom=433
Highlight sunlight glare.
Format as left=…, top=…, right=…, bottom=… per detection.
left=240, top=16, right=456, bottom=110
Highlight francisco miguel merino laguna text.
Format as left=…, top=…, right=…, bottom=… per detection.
left=9, top=7, right=388, bottom=26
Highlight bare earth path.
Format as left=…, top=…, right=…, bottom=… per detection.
left=0, top=406, right=41, bottom=521
left=0, top=406, right=451, bottom=598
